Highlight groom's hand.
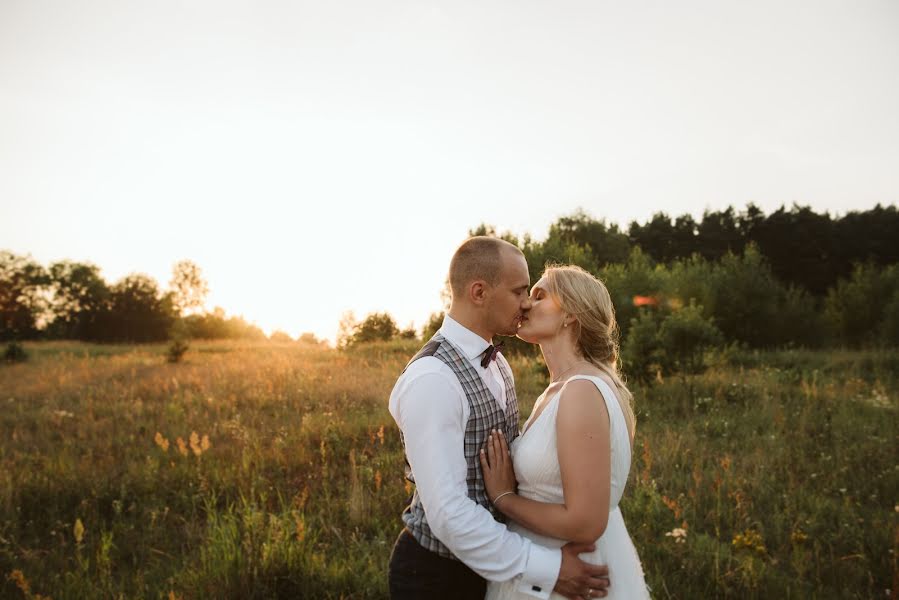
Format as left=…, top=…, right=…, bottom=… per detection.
left=554, top=542, right=610, bottom=599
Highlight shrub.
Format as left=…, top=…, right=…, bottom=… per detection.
left=167, top=337, right=189, bottom=363
left=346, top=312, right=399, bottom=346
left=824, top=263, right=899, bottom=347
left=656, top=301, right=724, bottom=377
left=622, top=309, right=665, bottom=384
left=269, top=330, right=294, bottom=343
left=600, top=247, right=668, bottom=340
left=3, top=341, right=28, bottom=363
left=705, top=245, right=784, bottom=347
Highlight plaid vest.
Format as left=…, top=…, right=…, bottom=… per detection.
left=399, top=332, right=520, bottom=559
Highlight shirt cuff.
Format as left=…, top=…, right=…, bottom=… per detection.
left=516, top=540, right=562, bottom=599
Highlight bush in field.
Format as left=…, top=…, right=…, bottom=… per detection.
left=346, top=312, right=399, bottom=346
left=183, top=308, right=267, bottom=340
left=623, top=302, right=723, bottom=384
left=656, top=301, right=724, bottom=377
left=776, top=284, right=827, bottom=347
left=166, top=337, right=189, bottom=363
left=297, top=332, right=322, bottom=345
left=703, top=244, right=784, bottom=347
left=622, top=309, right=665, bottom=384
left=3, top=341, right=28, bottom=363
left=824, top=263, right=899, bottom=347
left=269, top=330, right=294, bottom=343
left=666, top=254, right=715, bottom=314
left=600, top=247, right=668, bottom=340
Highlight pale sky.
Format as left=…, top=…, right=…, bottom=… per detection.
left=2, top=0, right=897, bottom=342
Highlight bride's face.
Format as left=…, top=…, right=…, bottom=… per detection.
left=516, top=278, right=566, bottom=343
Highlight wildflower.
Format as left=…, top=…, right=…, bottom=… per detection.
left=154, top=432, right=170, bottom=452
left=8, top=569, right=29, bottom=593
left=176, top=437, right=189, bottom=456
left=374, top=470, right=382, bottom=492
left=294, top=512, right=306, bottom=542
left=661, top=495, right=682, bottom=519
left=732, top=529, right=766, bottom=554
left=377, top=425, right=385, bottom=445
left=73, top=518, right=85, bottom=544
left=665, top=528, right=687, bottom=543
left=790, top=529, right=808, bottom=545
left=189, top=431, right=202, bottom=456
left=201, top=434, right=211, bottom=452
left=719, top=455, right=732, bottom=471
left=293, top=486, right=310, bottom=510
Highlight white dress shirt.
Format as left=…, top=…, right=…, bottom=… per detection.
left=388, top=315, right=561, bottom=599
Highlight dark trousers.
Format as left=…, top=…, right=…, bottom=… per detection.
left=388, top=529, right=486, bottom=600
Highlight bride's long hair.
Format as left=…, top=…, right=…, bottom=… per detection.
left=542, top=264, right=636, bottom=440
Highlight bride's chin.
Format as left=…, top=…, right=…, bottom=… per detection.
left=516, top=328, right=538, bottom=344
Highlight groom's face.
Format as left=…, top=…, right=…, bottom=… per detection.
left=486, top=249, right=532, bottom=337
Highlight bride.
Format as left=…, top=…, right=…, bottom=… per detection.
left=480, top=265, right=650, bottom=600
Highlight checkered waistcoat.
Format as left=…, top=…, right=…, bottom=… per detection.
left=399, top=332, right=520, bottom=559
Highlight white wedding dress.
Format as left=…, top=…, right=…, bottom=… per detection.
left=486, top=376, right=650, bottom=600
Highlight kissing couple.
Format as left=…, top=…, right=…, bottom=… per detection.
left=387, top=236, right=650, bottom=599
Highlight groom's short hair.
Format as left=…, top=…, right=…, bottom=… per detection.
left=449, top=236, right=523, bottom=299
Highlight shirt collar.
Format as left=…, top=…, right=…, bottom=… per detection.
left=439, top=315, right=493, bottom=363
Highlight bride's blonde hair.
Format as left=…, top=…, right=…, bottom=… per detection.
left=543, top=264, right=636, bottom=439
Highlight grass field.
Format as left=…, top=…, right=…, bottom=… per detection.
left=1, top=340, right=896, bottom=599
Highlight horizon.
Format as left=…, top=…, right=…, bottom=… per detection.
left=5, top=200, right=894, bottom=343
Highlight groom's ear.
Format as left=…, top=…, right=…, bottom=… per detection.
left=469, top=279, right=490, bottom=305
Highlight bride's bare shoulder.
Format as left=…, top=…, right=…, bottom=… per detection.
left=569, top=370, right=623, bottom=406
left=555, top=379, right=610, bottom=432
left=557, top=377, right=606, bottom=408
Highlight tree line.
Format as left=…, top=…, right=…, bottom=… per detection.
left=0, top=258, right=302, bottom=344
left=540, top=202, right=897, bottom=295
left=341, top=203, right=898, bottom=354
left=3, top=203, right=896, bottom=351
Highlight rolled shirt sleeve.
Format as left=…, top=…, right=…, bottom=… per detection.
left=389, top=361, right=560, bottom=598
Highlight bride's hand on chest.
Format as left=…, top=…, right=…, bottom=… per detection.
left=479, top=429, right=517, bottom=503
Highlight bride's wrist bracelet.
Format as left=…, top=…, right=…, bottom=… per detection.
left=492, top=490, right=515, bottom=506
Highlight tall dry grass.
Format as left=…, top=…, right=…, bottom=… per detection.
left=0, top=340, right=895, bottom=598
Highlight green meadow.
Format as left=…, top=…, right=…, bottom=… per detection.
left=1, top=340, right=896, bottom=599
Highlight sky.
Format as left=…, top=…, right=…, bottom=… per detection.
left=2, top=0, right=898, bottom=342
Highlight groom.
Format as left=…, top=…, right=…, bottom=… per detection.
left=387, top=236, right=610, bottom=599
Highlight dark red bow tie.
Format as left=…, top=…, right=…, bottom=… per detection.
left=480, top=341, right=505, bottom=368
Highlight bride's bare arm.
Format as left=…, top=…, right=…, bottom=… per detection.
left=480, top=379, right=611, bottom=544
